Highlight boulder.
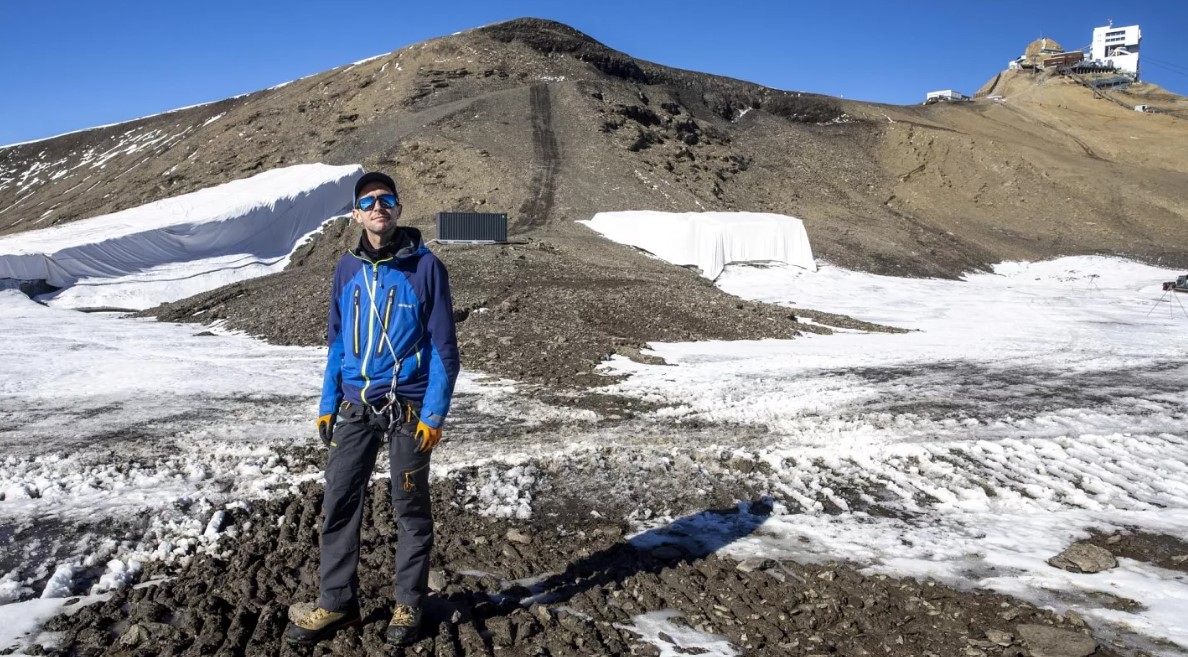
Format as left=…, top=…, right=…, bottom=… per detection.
left=1016, top=624, right=1096, bottom=657
left=1047, top=542, right=1117, bottom=573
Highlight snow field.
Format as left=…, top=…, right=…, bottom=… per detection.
left=593, top=254, right=1188, bottom=652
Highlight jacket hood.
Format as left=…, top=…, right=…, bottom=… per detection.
left=352, top=226, right=428, bottom=262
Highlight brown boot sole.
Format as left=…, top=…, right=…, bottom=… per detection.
left=284, top=618, right=362, bottom=645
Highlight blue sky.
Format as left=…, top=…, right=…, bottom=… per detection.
left=2, top=0, right=1186, bottom=146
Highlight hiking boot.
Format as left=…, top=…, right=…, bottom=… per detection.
left=386, top=603, right=422, bottom=645
left=284, top=605, right=360, bottom=645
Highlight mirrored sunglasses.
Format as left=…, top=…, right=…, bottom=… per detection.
left=355, top=193, right=398, bottom=211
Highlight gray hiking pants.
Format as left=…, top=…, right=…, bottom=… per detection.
left=318, top=400, right=433, bottom=611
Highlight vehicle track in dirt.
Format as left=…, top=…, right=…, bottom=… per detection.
left=515, top=83, right=560, bottom=233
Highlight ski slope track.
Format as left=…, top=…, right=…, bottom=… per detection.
left=0, top=163, right=360, bottom=310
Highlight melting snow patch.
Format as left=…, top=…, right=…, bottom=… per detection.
left=203, top=511, right=227, bottom=538
left=616, top=610, right=738, bottom=657
left=594, top=254, right=1188, bottom=650
left=92, top=559, right=142, bottom=594
left=459, top=465, right=538, bottom=520
left=39, top=564, right=77, bottom=599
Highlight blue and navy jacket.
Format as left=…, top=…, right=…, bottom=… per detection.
left=319, top=227, right=460, bottom=428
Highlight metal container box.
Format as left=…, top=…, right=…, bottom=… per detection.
left=435, top=212, right=508, bottom=244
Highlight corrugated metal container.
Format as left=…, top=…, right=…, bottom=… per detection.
left=436, top=212, right=508, bottom=244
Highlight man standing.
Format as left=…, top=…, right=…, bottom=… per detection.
left=286, top=172, right=460, bottom=646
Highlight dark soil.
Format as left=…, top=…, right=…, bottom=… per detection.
left=144, top=219, right=904, bottom=390
left=37, top=475, right=1123, bottom=657
left=1087, top=530, right=1188, bottom=574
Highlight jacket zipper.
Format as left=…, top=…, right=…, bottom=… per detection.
left=352, top=288, right=361, bottom=357
left=377, top=287, right=396, bottom=356
left=359, top=262, right=380, bottom=405
left=345, top=251, right=395, bottom=408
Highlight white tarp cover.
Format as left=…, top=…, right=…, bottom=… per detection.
left=0, top=163, right=361, bottom=309
left=579, top=211, right=816, bottom=279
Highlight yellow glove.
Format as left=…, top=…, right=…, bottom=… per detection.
left=317, top=414, right=335, bottom=447
left=414, top=421, right=442, bottom=452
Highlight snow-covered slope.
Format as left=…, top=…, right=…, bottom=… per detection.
left=598, top=255, right=1188, bottom=650
left=579, top=211, right=816, bottom=280
left=0, top=163, right=361, bottom=309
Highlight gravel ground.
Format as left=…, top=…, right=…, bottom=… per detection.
left=37, top=476, right=1126, bottom=657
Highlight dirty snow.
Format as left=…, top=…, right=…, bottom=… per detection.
left=600, top=254, right=1188, bottom=652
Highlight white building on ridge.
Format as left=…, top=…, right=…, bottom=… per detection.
left=1091, top=23, right=1141, bottom=77
left=925, top=90, right=969, bottom=104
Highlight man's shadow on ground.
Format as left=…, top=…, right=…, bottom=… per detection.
left=419, top=497, right=775, bottom=645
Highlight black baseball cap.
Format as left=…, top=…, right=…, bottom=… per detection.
left=354, top=171, right=398, bottom=200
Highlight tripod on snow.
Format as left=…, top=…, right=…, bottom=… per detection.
left=1147, top=281, right=1188, bottom=320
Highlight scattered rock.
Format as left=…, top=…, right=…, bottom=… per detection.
left=999, top=607, right=1023, bottom=621
left=1016, top=624, right=1097, bottom=657
left=749, top=498, right=774, bottom=516
left=530, top=603, right=553, bottom=626
left=1047, top=542, right=1117, bottom=573
left=596, top=524, right=624, bottom=538
left=35, top=477, right=1130, bottom=657
left=736, top=557, right=776, bottom=573
left=505, top=528, right=531, bottom=544
left=984, top=629, right=1013, bottom=646
left=428, top=569, right=447, bottom=592
left=118, top=623, right=148, bottom=647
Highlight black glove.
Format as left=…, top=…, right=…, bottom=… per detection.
left=317, top=414, right=336, bottom=447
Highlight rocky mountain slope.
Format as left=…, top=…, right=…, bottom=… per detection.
left=3, top=19, right=1185, bottom=270
left=3, top=17, right=1186, bottom=384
